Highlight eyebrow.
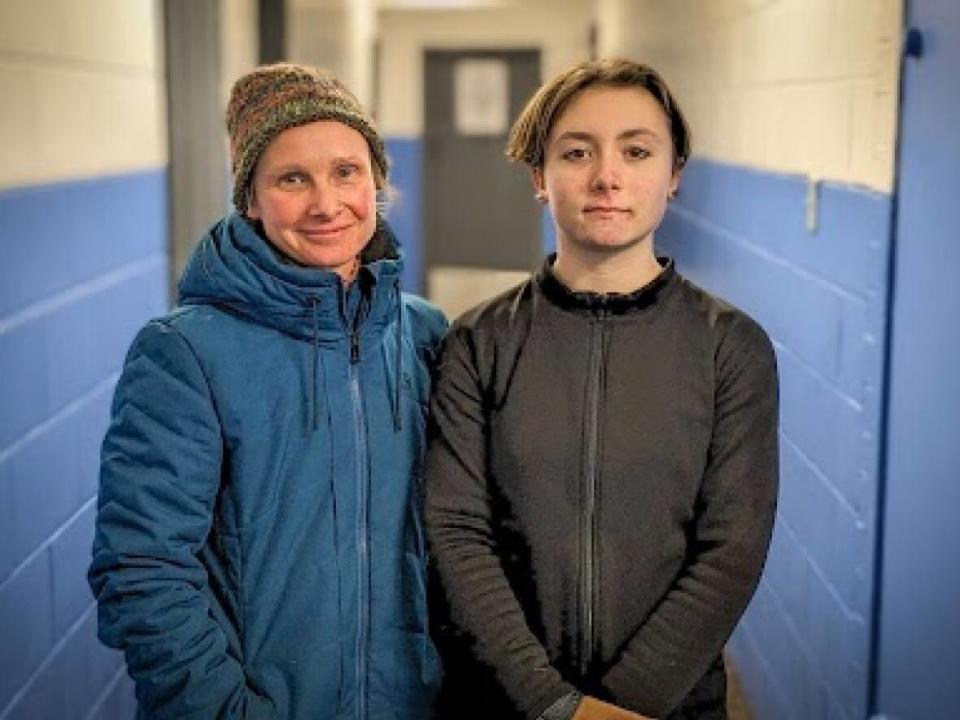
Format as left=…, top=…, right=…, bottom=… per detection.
left=266, top=154, right=365, bottom=173
left=556, top=128, right=663, bottom=143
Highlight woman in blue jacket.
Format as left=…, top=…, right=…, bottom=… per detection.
left=88, top=63, right=446, bottom=719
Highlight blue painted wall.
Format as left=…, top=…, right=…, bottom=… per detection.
left=384, top=138, right=424, bottom=295
left=657, top=158, right=892, bottom=720
left=0, top=170, right=168, bottom=720
left=541, top=208, right=557, bottom=255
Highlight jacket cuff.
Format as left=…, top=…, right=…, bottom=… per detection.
left=536, top=691, right=583, bottom=720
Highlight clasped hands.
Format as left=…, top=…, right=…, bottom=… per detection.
left=572, top=696, right=654, bottom=720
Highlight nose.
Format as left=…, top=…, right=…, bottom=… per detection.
left=306, top=180, right=341, bottom=219
left=590, top=153, right=622, bottom=193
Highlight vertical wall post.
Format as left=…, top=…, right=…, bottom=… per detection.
left=163, top=0, right=228, bottom=292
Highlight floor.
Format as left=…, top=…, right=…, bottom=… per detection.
left=726, top=658, right=754, bottom=720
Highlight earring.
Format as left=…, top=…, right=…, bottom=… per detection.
left=535, top=191, right=548, bottom=204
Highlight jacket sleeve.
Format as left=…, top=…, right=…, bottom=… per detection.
left=425, top=325, right=577, bottom=720
left=88, top=321, right=271, bottom=720
left=600, top=314, right=779, bottom=717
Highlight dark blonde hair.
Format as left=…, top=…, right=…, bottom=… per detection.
left=506, top=57, right=691, bottom=171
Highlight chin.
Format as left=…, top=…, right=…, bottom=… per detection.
left=306, top=254, right=355, bottom=271
left=578, top=236, right=642, bottom=252
left=294, top=241, right=367, bottom=271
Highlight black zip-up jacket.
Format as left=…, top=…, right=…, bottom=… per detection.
left=425, top=258, right=778, bottom=720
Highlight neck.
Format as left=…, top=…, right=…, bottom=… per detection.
left=552, top=237, right=662, bottom=294
left=335, top=256, right=361, bottom=286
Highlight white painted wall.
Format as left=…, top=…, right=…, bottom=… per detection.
left=288, top=0, right=376, bottom=107
left=221, top=0, right=259, bottom=102
left=378, top=0, right=594, bottom=137
left=288, top=3, right=346, bottom=81
left=0, top=0, right=166, bottom=189
left=602, top=0, right=902, bottom=192
left=348, top=0, right=376, bottom=108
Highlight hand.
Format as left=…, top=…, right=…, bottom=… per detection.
left=571, top=695, right=653, bottom=720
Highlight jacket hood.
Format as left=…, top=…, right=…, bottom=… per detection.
left=178, top=212, right=404, bottom=342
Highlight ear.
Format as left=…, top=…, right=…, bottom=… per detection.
left=530, top=167, right=547, bottom=203
left=668, top=167, right=682, bottom=200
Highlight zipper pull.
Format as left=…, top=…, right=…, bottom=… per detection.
left=350, top=330, right=360, bottom=363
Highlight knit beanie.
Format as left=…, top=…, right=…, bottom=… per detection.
left=226, top=62, right=388, bottom=212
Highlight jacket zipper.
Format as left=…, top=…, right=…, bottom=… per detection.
left=580, top=303, right=607, bottom=675
left=349, top=325, right=369, bottom=720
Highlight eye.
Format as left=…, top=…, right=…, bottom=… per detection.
left=335, top=163, right=360, bottom=180
left=625, top=145, right=651, bottom=160
left=278, top=171, right=307, bottom=187
left=561, top=147, right=590, bottom=162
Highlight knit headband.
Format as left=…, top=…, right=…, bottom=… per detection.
left=226, top=63, right=388, bottom=212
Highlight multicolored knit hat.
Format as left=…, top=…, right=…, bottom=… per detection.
left=226, top=62, right=388, bottom=212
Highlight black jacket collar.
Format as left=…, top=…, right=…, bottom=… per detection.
left=536, top=253, right=677, bottom=316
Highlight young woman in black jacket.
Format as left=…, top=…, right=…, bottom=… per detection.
left=425, top=58, right=778, bottom=720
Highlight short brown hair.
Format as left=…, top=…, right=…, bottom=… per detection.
left=506, top=57, right=691, bottom=171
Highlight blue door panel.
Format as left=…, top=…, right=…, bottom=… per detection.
left=874, top=1, right=960, bottom=718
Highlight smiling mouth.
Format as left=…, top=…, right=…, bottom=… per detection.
left=299, top=225, right=353, bottom=237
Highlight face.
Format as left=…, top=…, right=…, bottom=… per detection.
left=532, top=86, right=680, bottom=256
left=247, top=120, right=377, bottom=277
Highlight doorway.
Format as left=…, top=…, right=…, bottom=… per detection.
left=421, top=49, right=542, bottom=317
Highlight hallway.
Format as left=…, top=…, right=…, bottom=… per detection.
left=1, top=1, right=958, bottom=719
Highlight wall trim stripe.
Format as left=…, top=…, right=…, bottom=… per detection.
left=83, top=665, right=130, bottom=720
left=780, top=431, right=861, bottom=524
left=0, top=256, right=164, bottom=337
left=0, top=492, right=100, bottom=594
left=772, top=337, right=864, bottom=413
left=0, top=372, right=117, bottom=466
left=0, top=48, right=157, bottom=77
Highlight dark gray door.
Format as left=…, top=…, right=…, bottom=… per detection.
left=422, top=49, right=542, bottom=287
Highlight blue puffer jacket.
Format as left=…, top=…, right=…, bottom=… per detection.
left=89, top=213, right=447, bottom=719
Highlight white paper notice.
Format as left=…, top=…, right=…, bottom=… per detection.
left=454, top=58, right=509, bottom=136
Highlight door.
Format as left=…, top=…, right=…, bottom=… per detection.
left=872, top=2, right=960, bottom=718
left=422, top=49, right=542, bottom=316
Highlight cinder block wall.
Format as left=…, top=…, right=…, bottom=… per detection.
left=610, top=1, right=903, bottom=718
left=0, top=2, right=168, bottom=718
